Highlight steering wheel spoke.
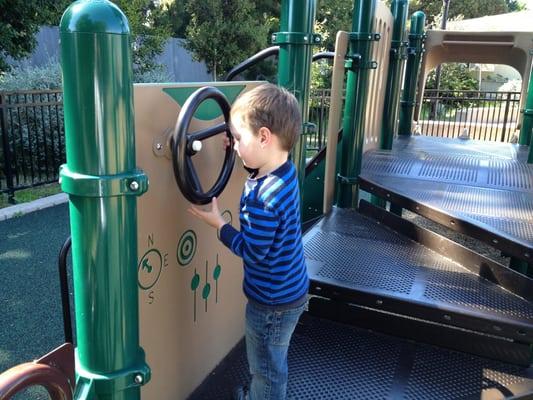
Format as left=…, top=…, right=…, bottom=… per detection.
left=189, top=122, right=228, bottom=142
left=186, top=158, right=204, bottom=194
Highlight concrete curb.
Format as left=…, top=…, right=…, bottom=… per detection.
left=0, top=193, right=69, bottom=221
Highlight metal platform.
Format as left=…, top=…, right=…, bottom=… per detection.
left=189, top=204, right=533, bottom=399
left=303, top=206, right=533, bottom=344
left=359, top=136, right=533, bottom=262
left=188, top=313, right=533, bottom=400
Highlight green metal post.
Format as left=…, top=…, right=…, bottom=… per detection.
left=337, top=0, right=378, bottom=209
left=380, top=0, right=409, bottom=149
left=275, top=0, right=318, bottom=192
left=372, top=0, right=409, bottom=208
left=398, top=11, right=426, bottom=136
left=519, top=64, right=533, bottom=163
left=59, top=1, right=149, bottom=399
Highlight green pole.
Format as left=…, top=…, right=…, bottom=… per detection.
left=519, top=65, right=533, bottom=163
left=275, top=0, right=318, bottom=193
left=398, top=11, right=426, bottom=136
left=337, top=0, right=378, bottom=209
left=59, top=1, right=149, bottom=399
left=380, top=0, right=409, bottom=149
left=372, top=0, right=409, bottom=208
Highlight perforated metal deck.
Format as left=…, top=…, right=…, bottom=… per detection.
left=359, top=136, right=533, bottom=262
left=303, top=208, right=533, bottom=341
left=188, top=314, right=533, bottom=400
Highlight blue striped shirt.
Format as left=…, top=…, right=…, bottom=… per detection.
left=220, top=160, right=309, bottom=306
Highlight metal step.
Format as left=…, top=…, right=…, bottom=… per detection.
left=359, top=135, right=533, bottom=263
left=188, top=313, right=533, bottom=400
left=303, top=204, right=533, bottom=345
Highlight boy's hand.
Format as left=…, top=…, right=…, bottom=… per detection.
left=188, top=197, right=227, bottom=230
left=222, top=135, right=232, bottom=150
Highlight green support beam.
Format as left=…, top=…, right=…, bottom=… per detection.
left=337, top=0, right=378, bottom=209
left=380, top=0, right=409, bottom=149
left=59, top=1, right=150, bottom=399
left=398, top=11, right=426, bottom=136
left=373, top=0, right=409, bottom=209
left=275, top=0, right=318, bottom=193
left=519, top=64, right=533, bottom=163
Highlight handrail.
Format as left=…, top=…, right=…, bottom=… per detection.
left=58, top=236, right=73, bottom=343
left=225, top=48, right=334, bottom=81
left=0, top=343, right=74, bottom=400
left=312, top=51, right=335, bottom=62
left=224, top=46, right=280, bottom=81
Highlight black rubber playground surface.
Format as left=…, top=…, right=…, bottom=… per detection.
left=0, top=204, right=71, bottom=399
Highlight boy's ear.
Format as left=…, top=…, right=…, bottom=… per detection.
left=258, top=127, right=273, bottom=148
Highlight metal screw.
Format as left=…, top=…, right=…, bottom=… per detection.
left=303, top=35, right=308, bottom=41
left=192, top=140, right=202, bottom=152
left=130, top=181, right=140, bottom=191
left=134, top=374, right=143, bottom=384
left=156, top=143, right=163, bottom=150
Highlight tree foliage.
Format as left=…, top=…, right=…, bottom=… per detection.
left=115, top=0, right=170, bottom=75
left=0, top=0, right=41, bottom=72
left=425, top=63, right=478, bottom=91
left=315, top=0, right=353, bottom=51
left=409, top=0, right=511, bottom=27
left=1, top=0, right=170, bottom=76
left=185, top=0, right=269, bottom=79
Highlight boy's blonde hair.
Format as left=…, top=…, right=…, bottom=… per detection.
left=230, top=83, right=302, bottom=151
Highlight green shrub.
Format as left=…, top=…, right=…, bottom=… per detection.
left=0, top=61, right=62, bottom=91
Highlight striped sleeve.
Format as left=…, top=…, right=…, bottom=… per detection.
left=219, top=202, right=279, bottom=264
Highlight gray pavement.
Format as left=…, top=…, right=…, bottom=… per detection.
left=0, top=199, right=71, bottom=398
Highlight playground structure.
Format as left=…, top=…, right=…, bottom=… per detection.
left=0, top=0, right=532, bottom=399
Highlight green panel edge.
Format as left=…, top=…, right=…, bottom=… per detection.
left=163, top=85, right=246, bottom=120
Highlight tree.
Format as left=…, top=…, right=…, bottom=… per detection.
left=115, top=0, right=170, bottom=75
left=315, top=0, right=353, bottom=51
left=506, top=0, right=526, bottom=11
left=185, top=0, right=269, bottom=79
left=409, top=0, right=510, bottom=27
left=3, top=0, right=170, bottom=76
left=426, top=63, right=478, bottom=91
left=0, top=1, right=43, bottom=73
left=154, top=1, right=190, bottom=38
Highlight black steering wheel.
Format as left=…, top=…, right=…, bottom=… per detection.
left=172, top=86, right=235, bottom=205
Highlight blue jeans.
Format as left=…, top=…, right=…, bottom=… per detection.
left=243, top=299, right=306, bottom=400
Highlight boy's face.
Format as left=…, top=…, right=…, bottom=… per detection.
left=230, top=114, right=263, bottom=169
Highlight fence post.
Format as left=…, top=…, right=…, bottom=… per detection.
left=500, top=91, right=512, bottom=142
left=0, top=93, right=15, bottom=204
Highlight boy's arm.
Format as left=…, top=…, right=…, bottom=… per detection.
left=219, top=202, right=279, bottom=264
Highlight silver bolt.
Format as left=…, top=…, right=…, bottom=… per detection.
left=156, top=143, right=163, bottom=150
left=134, top=374, right=143, bottom=384
left=130, top=181, right=140, bottom=191
left=192, top=140, right=202, bottom=152
left=303, top=35, right=308, bottom=41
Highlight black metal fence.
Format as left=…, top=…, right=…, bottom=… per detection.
left=419, top=90, right=521, bottom=142
left=0, top=88, right=519, bottom=201
left=0, top=90, right=65, bottom=202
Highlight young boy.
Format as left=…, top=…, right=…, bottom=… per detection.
left=188, top=83, right=308, bottom=400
